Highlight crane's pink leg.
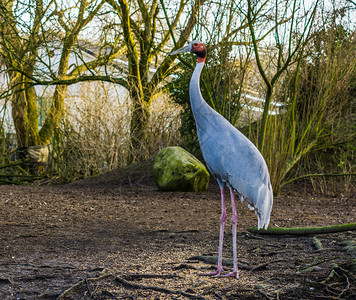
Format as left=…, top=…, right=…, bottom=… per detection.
left=200, top=186, right=226, bottom=276
left=219, top=186, right=239, bottom=278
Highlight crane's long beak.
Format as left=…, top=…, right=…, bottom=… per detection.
left=169, top=44, right=191, bottom=55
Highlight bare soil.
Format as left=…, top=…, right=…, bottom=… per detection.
left=0, top=160, right=355, bottom=299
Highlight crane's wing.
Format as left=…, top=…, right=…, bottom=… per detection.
left=196, top=109, right=273, bottom=229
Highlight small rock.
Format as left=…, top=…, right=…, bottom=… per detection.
left=343, top=240, right=356, bottom=258
left=311, top=236, right=323, bottom=250
left=0, top=277, right=11, bottom=284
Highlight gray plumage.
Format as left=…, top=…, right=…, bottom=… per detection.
left=190, top=62, right=273, bottom=229
left=170, top=40, right=273, bottom=278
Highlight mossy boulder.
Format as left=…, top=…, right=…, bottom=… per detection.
left=153, top=146, right=209, bottom=192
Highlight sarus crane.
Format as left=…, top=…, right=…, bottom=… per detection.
left=170, top=41, right=273, bottom=278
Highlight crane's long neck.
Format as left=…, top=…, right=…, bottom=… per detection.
left=189, top=62, right=210, bottom=118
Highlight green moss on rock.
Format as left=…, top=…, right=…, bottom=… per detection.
left=153, top=146, right=209, bottom=192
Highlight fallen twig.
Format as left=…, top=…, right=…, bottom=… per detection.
left=0, top=159, right=31, bottom=170
left=0, top=179, right=22, bottom=185
left=260, top=249, right=289, bottom=257
left=248, top=223, right=356, bottom=235
left=251, top=262, right=269, bottom=271
left=123, top=273, right=180, bottom=280
left=296, top=257, right=340, bottom=273
left=58, top=274, right=113, bottom=299
left=338, top=273, right=351, bottom=299
left=173, top=263, right=198, bottom=270
left=257, top=288, right=273, bottom=300
left=115, top=275, right=204, bottom=299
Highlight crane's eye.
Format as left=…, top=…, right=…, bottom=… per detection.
left=192, top=43, right=198, bottom=47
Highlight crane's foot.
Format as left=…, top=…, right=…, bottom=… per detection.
left=199, top=268, right=223, bottom=277
left=218, top=271, right=239, bottom=279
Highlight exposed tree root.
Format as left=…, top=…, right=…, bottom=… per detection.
left=122, top=273, right=180, bottom=280
left=58, top=273, right=113, bottom=299
left=115, top=275, right=204, bottom=299
left=188, top=255, right=233, bottom=266
left=173, top=263, right=198, bottom=270
left=58, top=273, right=204, bottom=299
left=318, top=263, right=355, bottom=299
left=296, top=257, right=340, bottom=273
left=188, top=255, right=251, bottom=269
left=187, top=255, right=273, bottom=271
left=248, top=223, right=356, bottom=235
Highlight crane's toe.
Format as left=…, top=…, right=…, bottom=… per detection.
left=199, top=268, right=223, bottom=277
left=218, top=271, right=239, bottom=279
left=199, top=269, right=239, bottom=278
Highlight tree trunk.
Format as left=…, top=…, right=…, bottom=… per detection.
left=129, top=90, right=152, bottom=163
left=39, top=84, right=67, bottom=145
left=11, top=77, right=41, bottom=148
left=10, top=77, right=67, bottom=148
left=39, top=36, right=72, bottom=145
left=258, top=86, right=273, bottom=152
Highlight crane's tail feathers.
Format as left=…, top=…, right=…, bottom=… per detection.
left=255, top=183, right=273, bottom=230
left=238, top=183, right=273, bottom=230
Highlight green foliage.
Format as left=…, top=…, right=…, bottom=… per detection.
left=258, top=23, right=356, bottom=195
left=168, top=62, right=200, bottom=158
left=289, top=24, right=355, bottom=195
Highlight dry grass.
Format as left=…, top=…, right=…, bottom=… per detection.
left=51, top=82, right=182, bottom=181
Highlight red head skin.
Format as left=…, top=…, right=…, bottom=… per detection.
left=191, top=43, right=207, bottom=63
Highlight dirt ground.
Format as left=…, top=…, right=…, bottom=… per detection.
left=0, top=161, right=355, bottom=299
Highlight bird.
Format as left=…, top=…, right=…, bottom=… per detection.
left=170, top=41, right=273, bottom=278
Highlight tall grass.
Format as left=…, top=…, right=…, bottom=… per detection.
left=250, top=25, right=355, bottom=195
left=51, top=82, right=181, bottom=182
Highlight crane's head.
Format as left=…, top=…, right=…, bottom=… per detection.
left=170, top=40, right=207, bottom=63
